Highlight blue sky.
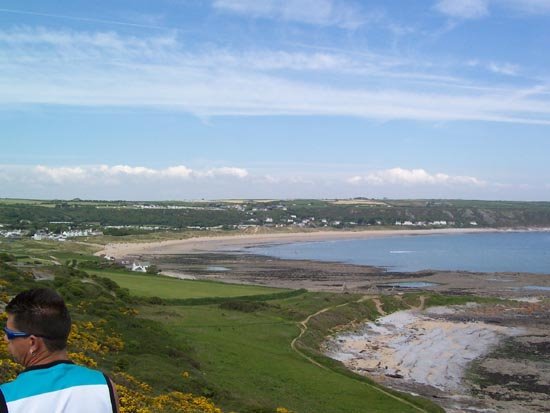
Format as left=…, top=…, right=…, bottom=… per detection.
left=1, top=0, right=550, bottom=200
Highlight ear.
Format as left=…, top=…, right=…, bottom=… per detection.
left=28, top=336, right=39, bottom=353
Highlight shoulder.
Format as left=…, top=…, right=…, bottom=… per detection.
left=0, top=373, right=24, bottom=398
left=61, top=363, right=110, bottom=385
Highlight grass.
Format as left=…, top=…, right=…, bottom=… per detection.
left=89, top=269, right=290, bottom=299
left=139, top=301, right=440, bottom=413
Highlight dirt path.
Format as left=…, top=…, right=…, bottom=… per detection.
left=290, top=296, right=431, bottom=413
left=371, top=297, right=387, bottom=315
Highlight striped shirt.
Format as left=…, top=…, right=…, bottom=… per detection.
left=0, top=361, right=117, bottom=413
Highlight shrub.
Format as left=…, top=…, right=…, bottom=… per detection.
left=219, top=300, right=268, bottom=313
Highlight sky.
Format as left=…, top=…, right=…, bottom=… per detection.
left=1, top=0, right=550, bottom=201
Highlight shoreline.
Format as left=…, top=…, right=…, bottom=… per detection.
left=97, top=227, right=505, bottom=258
left=98, top=227, right=550, bottom=297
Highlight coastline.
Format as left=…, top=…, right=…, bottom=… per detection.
left=97, top=227, right=500, bottom=258
left=94, top=228, right=550, bottom=412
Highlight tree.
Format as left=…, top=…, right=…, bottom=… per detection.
left=146, top=265, right=160, bottom=275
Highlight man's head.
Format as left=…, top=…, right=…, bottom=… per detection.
left=5, top=288, right=71, bottom=354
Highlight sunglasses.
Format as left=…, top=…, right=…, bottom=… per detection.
left=3, top=326, right=40, bottom=340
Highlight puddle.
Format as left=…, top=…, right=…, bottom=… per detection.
left=521, top=285, right=550, bottom=292
left=206, top=265, right=230, bottom=272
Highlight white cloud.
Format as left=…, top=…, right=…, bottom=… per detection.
left=35, top=165, right=88, bottom=183
left=348, top=168, right=486, bottom=186
left=1, top=27, right=550, bottom=124
left=204, top=167, right=248, bottom=178
left=212, top=0, right=366, bottom=29
left=1, top=164, right=547, bottom=200
left=435, top=0, right=489, bottom=19
left=5, top=165, right=249, bottom=186
left=102, top=165, right=158, bottom=177
left=163, top=166, right=193, bottom=178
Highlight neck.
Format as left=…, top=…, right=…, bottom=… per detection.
left=25, top=349, right=69, bottom=368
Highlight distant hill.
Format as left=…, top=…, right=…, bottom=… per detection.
left=1, top=198, right=549, bottom=232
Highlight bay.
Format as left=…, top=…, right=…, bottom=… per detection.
left=247, top=231, right=550, bottom=274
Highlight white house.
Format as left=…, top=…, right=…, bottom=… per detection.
left=132, top=262, right=149, bottom=272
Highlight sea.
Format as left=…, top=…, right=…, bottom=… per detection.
left=247, top=231, right=550, bottom=274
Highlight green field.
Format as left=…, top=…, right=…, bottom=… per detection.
left=90, top=269, right=290, bottom=299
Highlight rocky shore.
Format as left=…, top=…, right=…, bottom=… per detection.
left=325, top=302, right=549, bottom=412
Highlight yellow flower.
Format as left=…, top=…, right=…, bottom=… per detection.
left=276, top=408, right=294, bottom=413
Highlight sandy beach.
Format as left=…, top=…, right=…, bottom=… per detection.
left=97, top=227, right=497, bottom=258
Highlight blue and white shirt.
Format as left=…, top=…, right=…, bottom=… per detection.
left=0, top=361, right=117, bottom=413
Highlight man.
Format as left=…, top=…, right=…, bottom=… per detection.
left=0, top=288, right=119, bottom=412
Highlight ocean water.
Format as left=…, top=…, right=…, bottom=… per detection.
left=247, top=231, right=550, bottom=274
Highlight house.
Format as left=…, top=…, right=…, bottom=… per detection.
left=33, top=230, right=48, bottom=241
left=132, top=262, right=149, bottom=272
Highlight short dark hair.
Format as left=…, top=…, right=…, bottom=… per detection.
left=6, top=288, right=71, bottom=351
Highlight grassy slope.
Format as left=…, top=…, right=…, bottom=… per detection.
left=140, top=302, right=431, bottom=413
left=86, top=252, right=439, bottom=412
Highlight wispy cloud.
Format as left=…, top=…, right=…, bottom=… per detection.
left=212, top=0, right=368, bottom=29
left=434, top=0, right=489, bottom=19
left=1, top=27, right=550, bottom=124
left=0, top=7, right=169, bottom=30
left=435, top=0, right=550, bottom=19
left=487, top=62, right=519, bottom=76
left=501, top=0, right=550, bottom=14
left=348, top=168, right=486, bottom=186
left=467, top=59, right=520, bottom=76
